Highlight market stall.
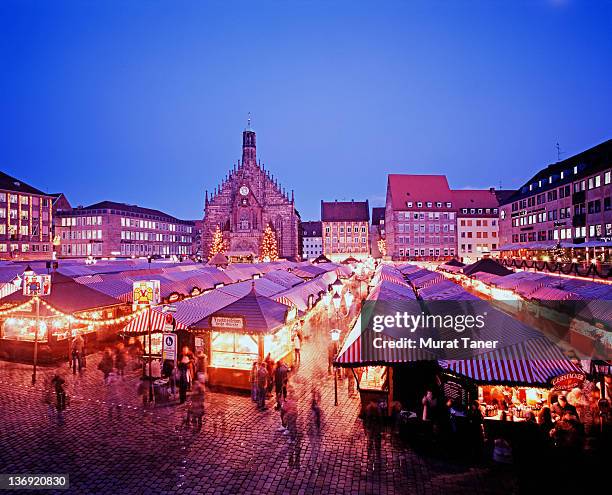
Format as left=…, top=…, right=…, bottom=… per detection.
left=189, top=284, right=296, bottom=390
left=0, top=273, right=130, bottom=363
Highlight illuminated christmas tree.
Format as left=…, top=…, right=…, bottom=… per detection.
left=260, top=225, right=278, bottom=261
left=377, top=238, right=387, bottom=257
left=549, top=241, right=569, bottom=263
left=208, top=225, right=226, bottom=259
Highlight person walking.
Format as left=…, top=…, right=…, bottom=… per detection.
left=114, top=343, right=127, bottom=378
left=178, top=355, right=191, bottom=404
left=51, top=373, right=67, bottom=412
left=190, top=380, right=206, bottom=432
left=98, top=348, right=114, bottom=384
left=293, top=333, right=301, bottom=365
left=274, top=361, right=288, bottom=411
left=71, top=333, right=85, bottom=374
left=327, top=341, right=338, bottom=375
left=264, top=353, right=275, bottom=398
left=195, top=350, right=207, bottom=384
left=347, top=370, right=355, bottom=397
left=257, top=362, right=269, bottom=411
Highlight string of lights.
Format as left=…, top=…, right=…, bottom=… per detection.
left=0, top=299, right=35, bottom=316
left=37, top=298, right=148, bottom=327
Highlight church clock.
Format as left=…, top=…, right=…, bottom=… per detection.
left=239, top=186, right=250, bottom=196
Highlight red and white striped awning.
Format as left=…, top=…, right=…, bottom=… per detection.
left=120, top=308, right=187, bottom=334
left=441, top=338, right=582, bottom=386
left=334, top=315, right=438, bottom=366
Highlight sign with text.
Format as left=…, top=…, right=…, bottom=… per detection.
left=211, top=315, right=244, bottom=330
left=552, top=372, right=586, bottom=391
left=23, top=274, right=51, bottom=296
left=162, top=333, right=177, bottom=361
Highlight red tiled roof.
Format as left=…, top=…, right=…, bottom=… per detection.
left=321, top=200, right=369, bottom=222
left=452, top=189, right=500, bottom=210
left=387, top=175, right=452, bottom=209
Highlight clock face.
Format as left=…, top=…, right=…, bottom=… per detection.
left=239, top=186, right=249, bottom=196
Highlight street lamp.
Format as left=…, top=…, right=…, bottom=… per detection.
left=331, top=328, right=341, bottom=405
left=344, top=291, right=354, bottom=309
left=332, top=278, right=343, bottom=297
left=332, top=292, right=341, bottom=311
left=22, top=265, right=41, bottom=385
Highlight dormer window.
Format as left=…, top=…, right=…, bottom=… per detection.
left=407, top=201, right=413, bottom=207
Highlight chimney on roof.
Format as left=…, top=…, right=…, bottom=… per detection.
left=489, top=187, right=495, bottom=193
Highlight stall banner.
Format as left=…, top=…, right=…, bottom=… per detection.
left=162, top=333, right=177, bottom=361
left=551, top=372, right=586, bottom=391
left=132, top=280, right=161, bottom=308
left=211, top=315, right=244, bottom=330
left=23, top=274, right=51, bottom=296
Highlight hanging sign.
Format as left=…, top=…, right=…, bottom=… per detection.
left=163, top=313, right=175, bottom=333
left=551, top=372, right=586, bottom=391
left=23, top=274, right=52, bottom=296
left=162, top=333, right=177, bottom=361
left=211, top=315, right=244, bottom=330
left=132, top=280, right=161, bottom=307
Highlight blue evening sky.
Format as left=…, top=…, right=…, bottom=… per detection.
left=1, top=0, right=611, bottom=221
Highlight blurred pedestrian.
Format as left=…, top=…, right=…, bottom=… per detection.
left=293, top=332, right=301, bottom=365
left=347, top=369, right=355, bottom=397
left=274, top=360, right=288, bottom=411
left=162, top=359, right=176, bottom=397
left=71, top=332, right=84, bottom=374
left=466, top=400, right=484, bottom=461
left=195, top=350, right=207, bottom=384
left=310, top=388, right=322, bottom=433
left=106, top=372, right=122, bottom=419
left=51, top=373, right=67, bottom=412
left=178, top=355, right=191, bottom=404
left=114, top=343, right=127, bottom=378
left=327, top=341, right=338, bottom=375
left=283, top=390, right=300, bottom=468
left=98, top=348, right=114, bottom=384
left=264, top=353, right=274, bottom=397
left=364, top=402, right=382, bottom=470
left=257, top=362, right=269, bottom=411
left=190, top=380, right=206, bottom=432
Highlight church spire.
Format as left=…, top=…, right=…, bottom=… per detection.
left=242, top=115, right=257, bottom=167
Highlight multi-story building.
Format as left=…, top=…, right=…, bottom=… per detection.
left=385, top=174, right=510, bottom=261
left=55, top=201, right=194, bottom=258
left=301, top=221, right=322, bottom=260
left=191, top=219, right=204, bottom=258
left=499, top=139, right=612, bottom=258
left=321, top=200, right=370, bottom=261
left=0, top=171, right=54, bottom=260
left=385, top=175, right=457, bottom=260
left=455, top=189, right=510, bottom=263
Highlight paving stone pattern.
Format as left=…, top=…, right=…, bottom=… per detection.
left=0, top=322, right=517, bottom=494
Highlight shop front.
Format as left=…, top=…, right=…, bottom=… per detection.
left=189, top=285, right=296, bottom=390
left=0, top=304, right=124, bottom=363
